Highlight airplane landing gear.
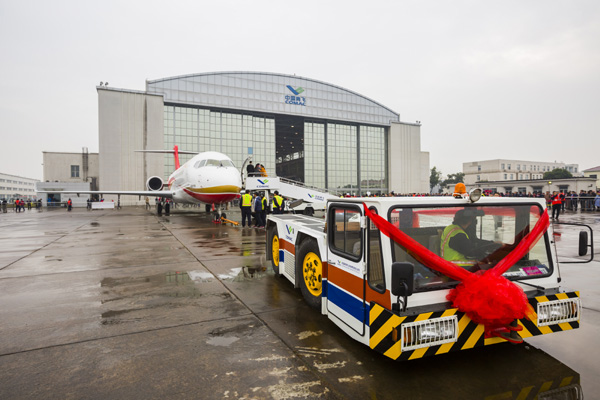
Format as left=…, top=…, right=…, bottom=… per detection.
left=212, top=205, right=225, bottom=223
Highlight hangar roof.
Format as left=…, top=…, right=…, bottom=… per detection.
left=146, top=71, right=400, bottom=126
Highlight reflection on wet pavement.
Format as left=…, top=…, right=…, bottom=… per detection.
left=0, top=207, right=597, bottom=399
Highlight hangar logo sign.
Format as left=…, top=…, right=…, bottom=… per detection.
left=285, top=85, right=306, bottom=106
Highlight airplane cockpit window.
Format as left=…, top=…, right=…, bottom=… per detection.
left=194, top=160, right=207, bottom=169
left=204, top=159, right=234, bottom=167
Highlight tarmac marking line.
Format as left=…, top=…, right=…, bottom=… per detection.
left=0, top=313, right=254, bottom=358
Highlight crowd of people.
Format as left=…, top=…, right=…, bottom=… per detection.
left=246, top=161, right=267, bottom=177
left=239, top=190, right=284, bottom=228
left=339, top=189, right=600, bottom=214
left=153, top=197, right=174, bottom=215
left=2, top=199, right=42, bottom=213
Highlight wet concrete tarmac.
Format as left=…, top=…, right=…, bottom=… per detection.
left=0, top=206, right=598, bottom=399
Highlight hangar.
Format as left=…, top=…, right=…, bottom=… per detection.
left=98, top=72, right=429, bottom=204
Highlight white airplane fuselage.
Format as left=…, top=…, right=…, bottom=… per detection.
left=166, top=151, right=242, bottom=205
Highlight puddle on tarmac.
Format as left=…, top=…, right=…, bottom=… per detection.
left=195, top=231, right=230, bottom=240
left=206, top=324, right=256, bottom=347
left=217, top=266, right=268, bottom=281
left=193, top=239, right=263, bottom=257
left=132, top=247, right=154, bottom=252
left=101, top=309, right=131, bottom=318
left=188, top=270, right=215, bottom=281
left=101, top=271, right=194, bottom=288
left=206, top=336, right=240, bottom=347
left=100, top=271, right=211, bottom=325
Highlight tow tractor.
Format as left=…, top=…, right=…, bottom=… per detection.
left=266, top=189, right=594, bottom=361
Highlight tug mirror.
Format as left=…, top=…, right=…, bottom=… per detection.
left=579, top=231, right=588, bottom=256
left=554, top=222, right=594, bottom=264
left=391, top=262, right=414, bottom=297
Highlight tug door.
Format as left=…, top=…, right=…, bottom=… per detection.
left=326, top=203, right=367, bottom=337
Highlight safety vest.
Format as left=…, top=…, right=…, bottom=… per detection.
left=274, top=195, right=283, bottom=209
left=261, top=197, right=267, bottom=210
left=440, top=224, right=476, bottom=267
left=551, top=195, right=561, bottom=205
left=241, top=193, right=252, bottom=207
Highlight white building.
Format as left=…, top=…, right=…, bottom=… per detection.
left=582, top=166, right=600, bottom=191
left=0, top=173, right=39, bottom=202
left=97, top=72, right=430, bottom=204
left=36, top=150, right=99, bottom=207
left=464, top=159, right=579, bottom=186
left=466, top=177, right=596, bottom=196
left=42, top=150, right=99, bottom=186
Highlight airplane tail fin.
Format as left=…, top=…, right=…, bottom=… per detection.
left=173, top=145, right=181, bottom=170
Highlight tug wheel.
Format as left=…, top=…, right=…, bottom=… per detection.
left=268, top=226, right=281, bottom=275
left=297, top=239, right=322, bottom=309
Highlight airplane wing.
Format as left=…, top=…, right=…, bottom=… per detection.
left=36, top=190, right=174, bottom=199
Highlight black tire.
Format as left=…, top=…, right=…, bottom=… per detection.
left=297, top=239, right=322, bottom=310
left=268, top=226, right=281, bottom=275
left=221, top=213, right=226, bottom=220
left=303, top=207, right=314, bottom=216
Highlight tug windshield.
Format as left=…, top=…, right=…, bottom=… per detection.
left=389, top=204, right=551, bottom=292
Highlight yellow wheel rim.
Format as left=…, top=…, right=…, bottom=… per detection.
left=303, top=252, right=322, bottom=297
left=272, top=235, right=279, bottom=266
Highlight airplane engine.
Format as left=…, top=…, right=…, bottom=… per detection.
left=146, top=176, right=164, bottom=191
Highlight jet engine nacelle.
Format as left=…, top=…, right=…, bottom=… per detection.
left=146, top=176, right=164, bottom=191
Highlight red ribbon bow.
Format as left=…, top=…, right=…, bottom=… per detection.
left=363, top=204, right=549, bottom=328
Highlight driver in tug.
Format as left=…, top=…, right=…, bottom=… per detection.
left=441, top=209, right=497, bottom=271
left=441, top=208, right=524, bottom=343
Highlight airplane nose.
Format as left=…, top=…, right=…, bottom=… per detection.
left=216, top=167, right=242, bottom=190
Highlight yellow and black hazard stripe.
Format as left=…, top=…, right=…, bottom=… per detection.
left=369, top=304, right=485, bottom=361
left=369, top=291, right=580, bottom=361
left=484, top=375, right=580, bottom=400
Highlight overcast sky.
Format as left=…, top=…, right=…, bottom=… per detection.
left=1, top=0, right=598, bottom=181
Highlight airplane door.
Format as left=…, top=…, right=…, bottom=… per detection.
left=326, top=203, right=367, bottom=337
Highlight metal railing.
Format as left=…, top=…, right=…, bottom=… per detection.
left=562, top=196, right=600, bottom=211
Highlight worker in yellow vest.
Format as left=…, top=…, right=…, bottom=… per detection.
left=240, top=190, right=253, bottom=227
left=273, top=191, right=284, bottom=214
left=440, top=209, right=496, bottom=270
left=260, top=192, right=268, bottom=227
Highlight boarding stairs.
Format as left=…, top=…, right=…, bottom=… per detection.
left=245, top=176, right=337, bottom=212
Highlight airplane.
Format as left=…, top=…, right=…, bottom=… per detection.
left=37, top=146, right=242, bottom=219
